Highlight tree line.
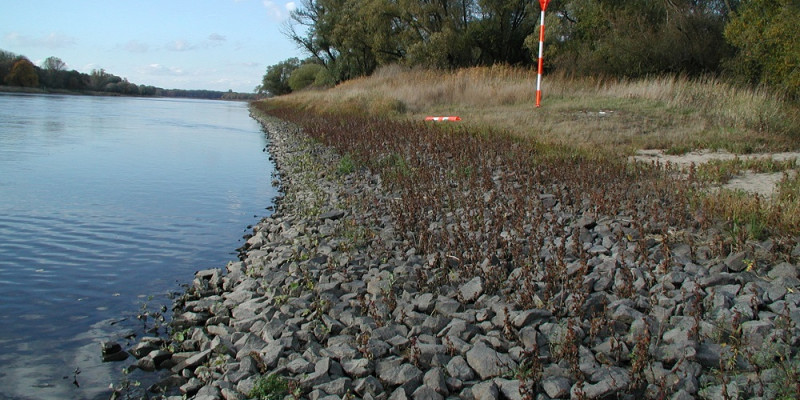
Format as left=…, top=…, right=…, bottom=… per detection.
left=0, top=49, right=259, bottom=100
left=260, top=0, right=798, bottom=101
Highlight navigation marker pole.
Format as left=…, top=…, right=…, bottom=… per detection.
left=535, top=0, right=551, bottom=107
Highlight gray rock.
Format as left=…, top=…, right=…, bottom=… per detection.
left=354, top=376, right=384, bottom=397
left=724, top=251, right=747, bottom=272
left=435, top=297, right=461, bottom=317
left=315, top=377, right=353, bottom=397
left=389, top=387, right=409, bottom=400
left=542, top=376, right=571, bottom=398
left=194, top=385, right=222, bottom=400
left=769, top=262, right=799, bottom=281
left=342, top=358, right=373, bottom=378
left=320, top=210, right=345, bottom=221
left=413, top=293, right=435, bottom=313
left=583, top=366, right=630, bottom=399
left=129, top=340, right=160, bottom=359
left=511, top=309, right=551, bottom=328
left=378, top=363, right=423, bottom=387
left=260, top=341, right=283, bottom=370
left=465, top=343, right=517, bottom=380
left=171, top=348, right=213, bottom=373
left=459, top=277, right=484, bottom=303
left=180, top=377, right=203, bottom=396
left=445, top=355, right=475, bottom=381
left=287, top=357, right=314, bottom=374
left=422, top=368, right=448, bottom=396
left=494, top=378, right=522, bottom=400
left=470, top=381, right=499, bottom=400
left=411, top=386, right=444, bottom=400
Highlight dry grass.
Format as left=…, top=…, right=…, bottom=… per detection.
left=264, top=65, right=800, bottom=238
left=278, top=65, right=799, bottom=156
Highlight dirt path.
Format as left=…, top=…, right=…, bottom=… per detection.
left=632, top=149, right=800, bottom=197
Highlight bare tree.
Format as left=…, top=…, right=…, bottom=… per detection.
left=42, top=56, right=67, bottom=71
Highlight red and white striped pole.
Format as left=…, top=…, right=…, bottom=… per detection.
left=535, top=0, right=550, bottom=107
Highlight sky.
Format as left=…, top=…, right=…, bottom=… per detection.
left=0, top=0, right=304, bottom=92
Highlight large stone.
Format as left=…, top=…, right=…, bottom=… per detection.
left=459, top=277, right=484, bottom=303
left=101, top=341, right=129, bottom=362
left=435, top=297, right=461, bottom=317
left=470, top=381, right=499, bottom=400
left=465, top=343, right=517, bottom=380
left=378, top=363, right=423, bottom=387
left=315, top=377, right=353, bottom=397
left=422, top=368, right=448, bottom=396
left=445, top=356, right=475, bottom=381
left=542, top=376, right=572, bottom=399
left=354, top=376, right=384, bottom=397
left=495, top=379, right=523, bottom=400
left=342, top=358, right=373, bottom=378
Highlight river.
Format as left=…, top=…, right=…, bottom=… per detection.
left=0, top=93, right=277, bottom=399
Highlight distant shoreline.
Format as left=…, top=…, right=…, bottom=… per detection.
left=0, top=85, right=262, bottom=101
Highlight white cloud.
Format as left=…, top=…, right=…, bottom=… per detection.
left=263, top=0, right=295, bottom=20
left=166, top=40, right=194, bottom=52
left=141, top=63, right=186, bottom=76
left=4, top=32, right=76, bottom=49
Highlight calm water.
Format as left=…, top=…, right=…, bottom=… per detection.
left=0, top=93, right=277, bottom=399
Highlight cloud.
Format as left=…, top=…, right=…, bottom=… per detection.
left=208, top=33, right=227, bottom=42
left=166, top=40, right=194, bottom=52
left=4, top=32, right=76, bottom=49
left=141, top=64, right=186, bottom=76
left=122, top=40, right=149, bottom=53
left=263, top=0, right=295, bottom=20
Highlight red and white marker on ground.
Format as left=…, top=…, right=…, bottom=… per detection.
left=535, top=0, right=551, bottom=107
left=424, top=116, right=462, bottom=121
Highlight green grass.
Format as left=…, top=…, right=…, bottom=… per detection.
left=249, top=374, right=288, bottom=400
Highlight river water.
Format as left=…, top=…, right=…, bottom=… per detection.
left=0, top=93, right=277, bottom=399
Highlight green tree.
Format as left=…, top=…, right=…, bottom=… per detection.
left=4, top=57, right=40, bottom=87
left=725, top=0, right=800, bottom=100
left=288, top=63, right=327, bottom=91
left=258, top=58, right=300, bottom=95
left=537, top=0, right=734, bottom=77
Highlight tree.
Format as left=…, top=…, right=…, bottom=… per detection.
left=288, top=63, right=326, bottom=91
left=725, top=0, right=800, bottom=100
left=0, top=49, right=18, bottom=84
left=4, top=57, right=39, bottom=87
left=536, top=0, right=733, bottom=77
left=258, top=58, right=301, bottom=95
left=42, top=56, right=66, bottom=71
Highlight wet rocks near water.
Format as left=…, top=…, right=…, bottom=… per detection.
left=116, top=112, right=800, bottom=400
left=102, top=341, right=130, bottom=362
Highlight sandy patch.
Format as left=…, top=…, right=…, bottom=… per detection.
left=631, top=149, right=800, bottom=197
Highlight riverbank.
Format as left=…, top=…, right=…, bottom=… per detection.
left=118, top=107, right=800, bottom=400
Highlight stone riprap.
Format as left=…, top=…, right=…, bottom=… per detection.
left=117, top=111, right=800, bottom=400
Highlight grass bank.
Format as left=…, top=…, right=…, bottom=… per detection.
left=273, top=65, right=799, bottom=156
left=259, top=65, right=799, bottom=240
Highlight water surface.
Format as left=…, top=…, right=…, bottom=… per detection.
left=0, top=93, right=276, bottom=399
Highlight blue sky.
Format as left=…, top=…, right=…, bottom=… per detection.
left=0, top=0, right=304, bottom=92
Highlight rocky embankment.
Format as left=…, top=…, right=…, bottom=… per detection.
left=116, top=112, right=800, bottom=400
